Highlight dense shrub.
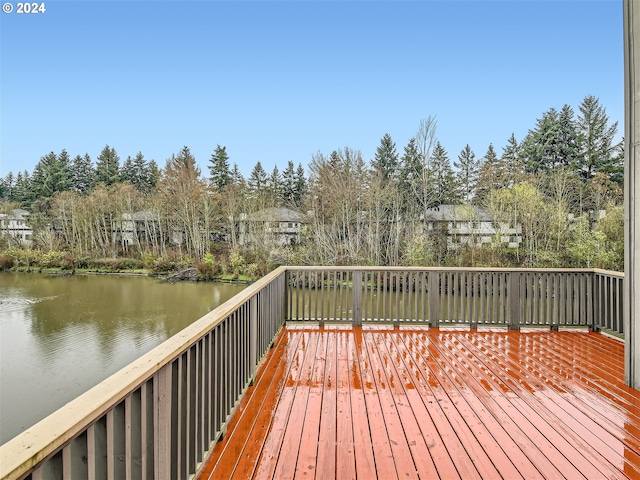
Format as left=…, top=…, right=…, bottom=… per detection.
left=196, top=253, right=221, bottom=280
left=87, top=258, right=145, bottom=271
left=40, top=251, right=67, bottom=268
left=244, top=263, right=260, bottom=278
left=0, top=254, right=15, bottom=270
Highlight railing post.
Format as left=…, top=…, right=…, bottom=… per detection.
left=353, top=270, right=362, bottom=327
left=509, top=272, right=520, bottom=331
left=590, top=272, right=599, bottom=331
left=283, top=270, right=289, bottom=323
left=154, top=365, right=173, bottom=479
left=429, top=271, right=439, bottom=328
left=249, top=295, right=258, bottom=384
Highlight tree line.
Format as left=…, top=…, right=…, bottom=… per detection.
left=0, top=95, right=625, bottom=273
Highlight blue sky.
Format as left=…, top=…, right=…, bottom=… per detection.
left=0, top=0, right=622, bottom=178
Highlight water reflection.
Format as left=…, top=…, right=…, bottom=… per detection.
left=0, top=272, right=245, bottom=445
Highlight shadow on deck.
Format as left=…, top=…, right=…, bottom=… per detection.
left=198, top=326, right=640, bottom=480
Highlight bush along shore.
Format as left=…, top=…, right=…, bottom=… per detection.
left=0, top=248, right=264, bottom=283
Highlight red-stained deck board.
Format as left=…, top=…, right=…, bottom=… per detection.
left=198, top=327, right=640, bottom=480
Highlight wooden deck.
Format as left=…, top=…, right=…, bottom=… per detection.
left=198, top=326, right=640, bottom=479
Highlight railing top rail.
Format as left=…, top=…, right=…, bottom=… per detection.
left=593, top=268, right=625, bottom=277
left=284, top=265, right=610, bottom=274
left=0, top=266, right=288, bottom=480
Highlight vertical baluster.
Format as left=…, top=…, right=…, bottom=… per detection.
left=125, top=391, right=142, bottom=480
left=154, top=364, right=172, bottom=480
left=142, top=381, right=153, bottom=480
left=320, top=271, right=325, bottom=325
left=62, top=432, right=88, bottom=479
left=88, top=418, right=108, bottom=479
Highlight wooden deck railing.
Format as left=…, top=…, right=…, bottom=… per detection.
left=0, top=268, right=286, bottom=480
left=286, top=267, right=624, bottom=335
left=0, top=266, right=623, bottom=480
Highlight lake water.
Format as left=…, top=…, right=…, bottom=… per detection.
left=0, top=271, right=246, bottom=445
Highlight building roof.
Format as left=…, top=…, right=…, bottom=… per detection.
left=122, top=210, right=161, bottom=221
left=243, top=207, right=306, bottom=223
left=0, top=208, right=30, bottom=219
left=423, top=204, right=493, bottom=222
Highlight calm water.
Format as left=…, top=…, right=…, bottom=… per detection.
left=0, top=271, right=246, bottom=445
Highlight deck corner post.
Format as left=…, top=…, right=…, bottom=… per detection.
left=624, top=0, right=640, bottom=388
left=282, top=269, right=289, bottom=324
left=508, top=272, right=521, bottom=331
left=353, top=270, right=362, bottom=327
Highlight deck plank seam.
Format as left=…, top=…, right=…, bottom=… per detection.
left=473, top=332, right=639, bottom=478
left=416, top=332, right=546, bottom=479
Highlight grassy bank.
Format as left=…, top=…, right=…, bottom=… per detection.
left=0, top=248, right=263, bottom=282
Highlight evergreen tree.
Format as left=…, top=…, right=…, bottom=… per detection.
left=577, top=95, right=621, bottom=183
left=14, top=171, right=32, bottom=203
left=120, top=156, right=136, bottom=184
left=294, top=163, right=307, bottom=207
left=173, top=146, right=199, bottom=173
left=148, top=160, right=160, bottom=190
left=230, top=163, right=245, bottom=185
left=267, top=165, right=282, bottom=205
left=56, top=149, right=72, bottom=191
left=521, top=108, right=560, bottom=173
left=557, top=104, right=580, bottom=172
left=31, top=151, right=70, bottom=198
left=120, top=151, right=152, bottom=192
left=371, top=133, right=399, bottom=181
left=475, top=143, right=501, bottom=202
left=132, top=152, right=152, bottom=192
left=454, top=144, right=479, bottom=203
left=521, top=106, right=580, bottom=174
left=70, top=154, right=95, bottom=194
left=208, top=145, right=232, bottom=190
left=1, top=172, right=14, bottom=201
left=399, top=137, right=422, bottom=215
left=430, top=142, right=458, bottom=204
left=248, top=161, right=267, bottom=200
left=282, top=160, right=297, bottom=206
left=95, top=145, right=120, bottom=185
left=501, top=133, right=523, bottom=186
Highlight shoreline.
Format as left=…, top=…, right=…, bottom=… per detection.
left=2, top=267, right=257, bottom=285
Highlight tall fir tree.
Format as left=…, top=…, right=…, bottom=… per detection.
left=208, top=145, right=232, bottom=190
left=501, top=133, right=524, bottom=186
left=1, top=172, right=14, bottom=201
left=131, top=152, right=152, bottom=192
left=120, top=156, right=136, bottom=184
left=475, top=143, right=501, bottom=202
left=56, top=149, right=72, bottom=191
left=294, top=163, right=307, bottom=208
left=557, top=104, right=580, bottom=172
left=14, top=171, right=32, bottom=203
left=399, top=137, right=422, bottom=215
left=148, top=160, right=160, bottom=191
left=267, top=165, right=282, bottom=206
left=95, top=145, right=120, bottom=185
left=248, top=161, right=267, bottom=200
left=454, top=144, right=479, bottom=203
left=281, top=160, right=297, bottom=206
left=230, top=163, right=245, bottom=185
left=371, top=133, right=399, bottom=181
left=430, top=142, right=458, bottom=204
left=70, top=153, right=95, bottom=194
left=577, top=95, right=622, bottom=183
left=31, top=150, right=70, bottom=198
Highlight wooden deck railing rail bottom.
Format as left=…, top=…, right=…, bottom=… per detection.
left=0, top=266, right=623, bottom=480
